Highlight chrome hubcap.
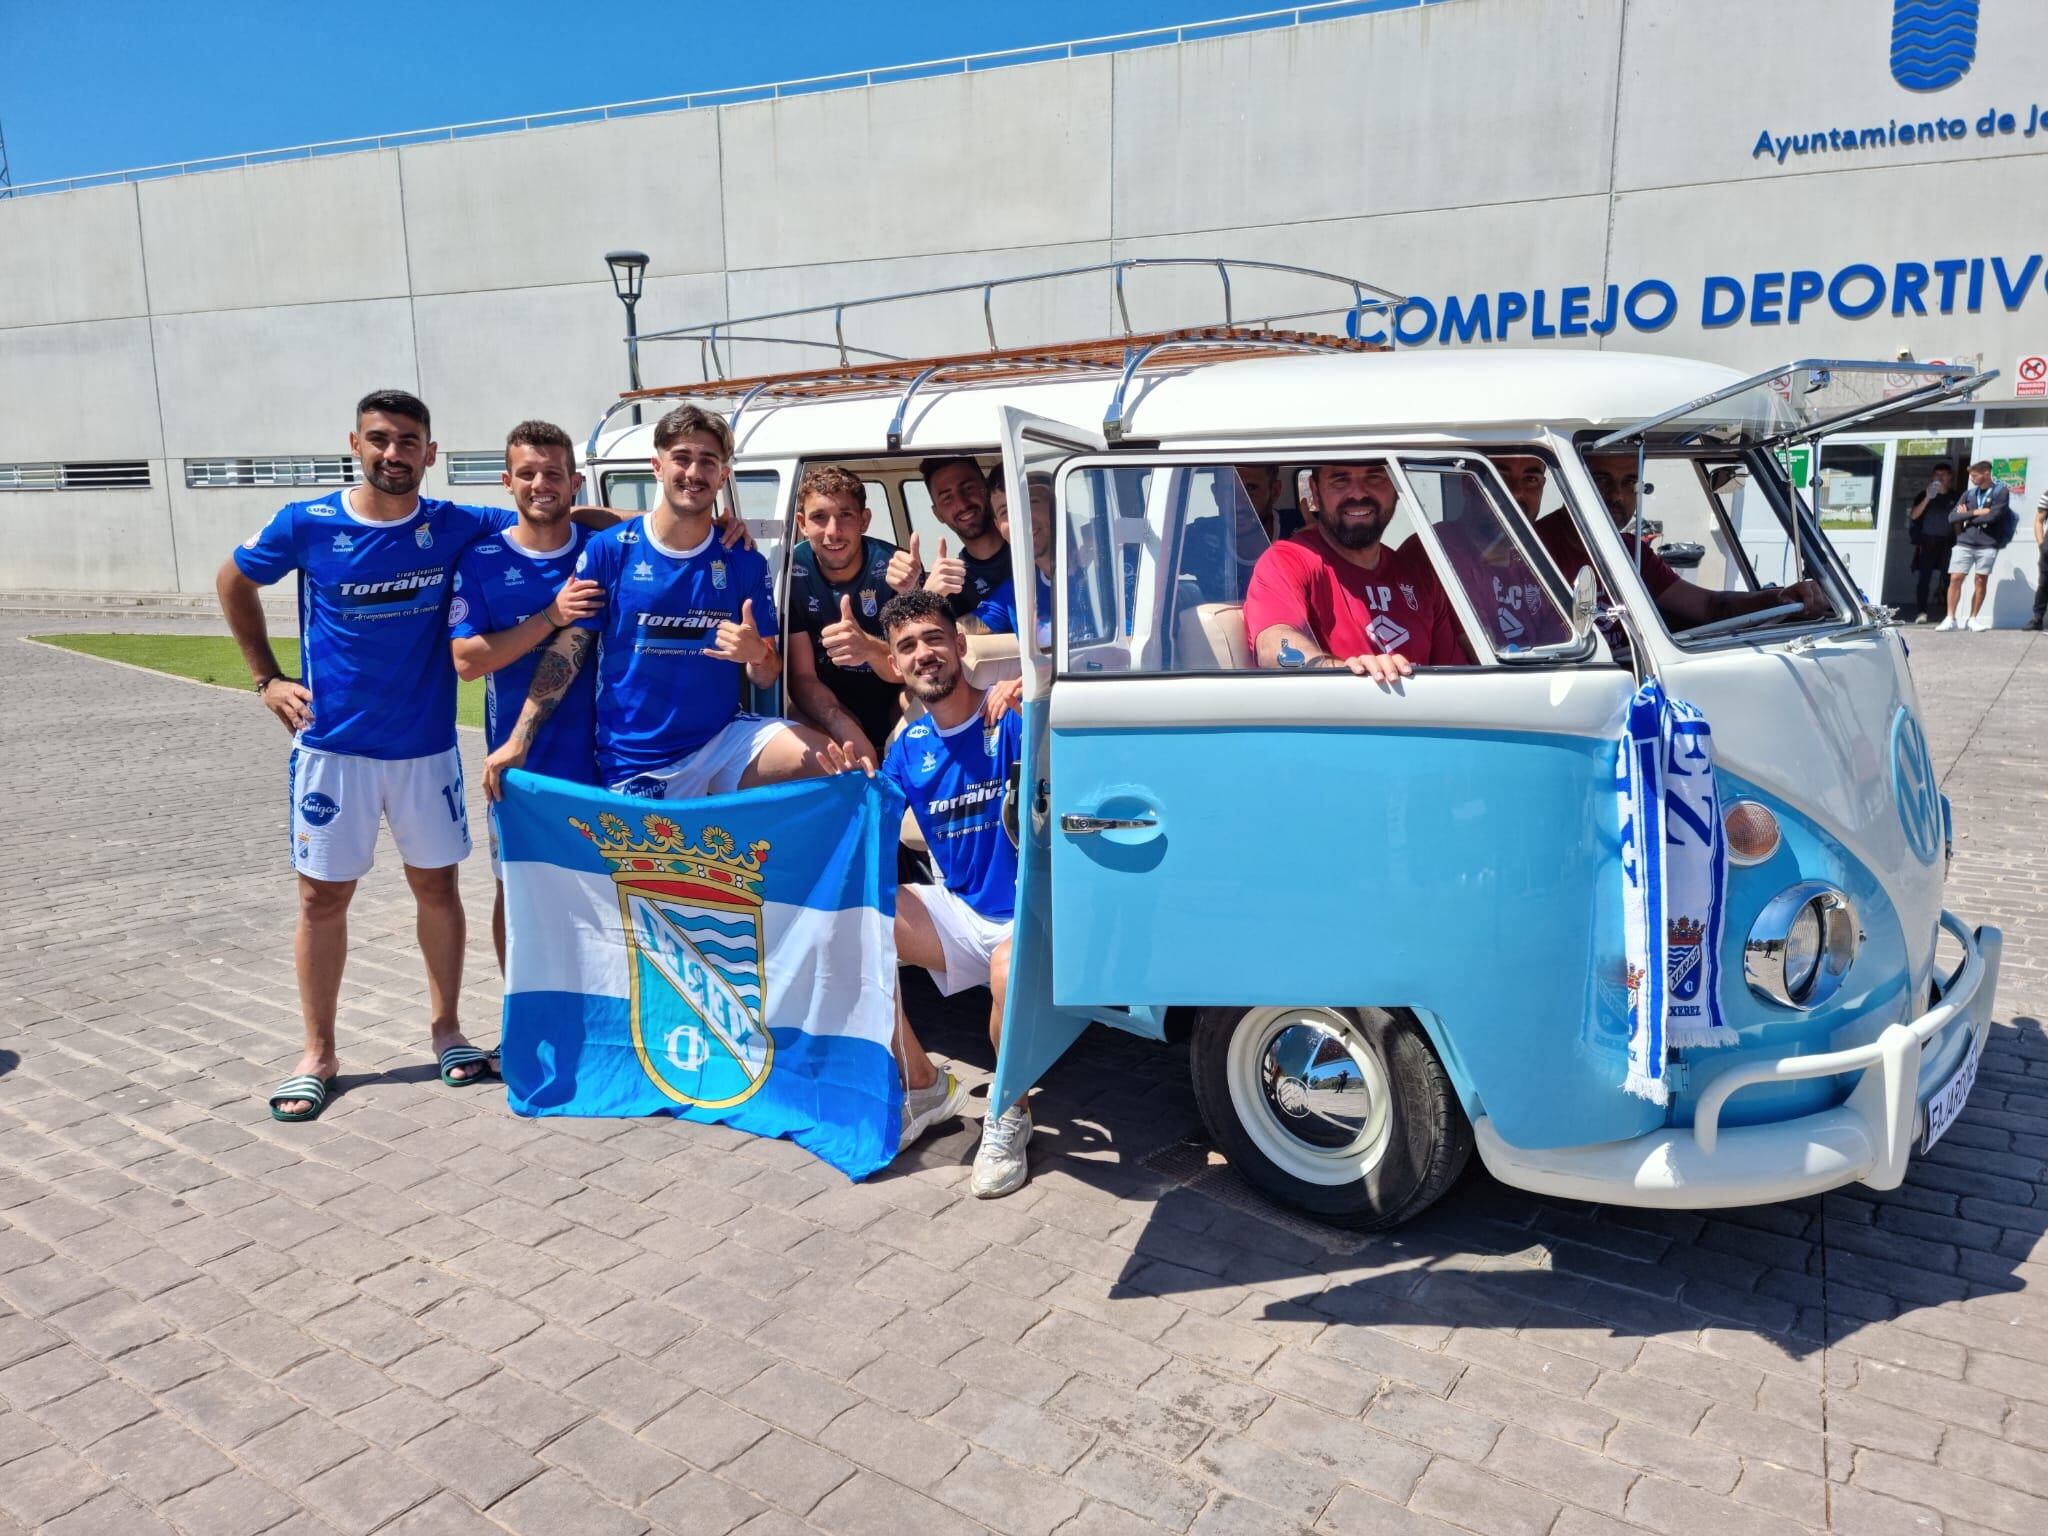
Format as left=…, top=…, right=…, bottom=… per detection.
left=1226, top=1008, right=1393, bottom=1185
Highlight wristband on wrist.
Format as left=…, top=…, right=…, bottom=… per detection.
left=255, top=673, right=287, bottom=696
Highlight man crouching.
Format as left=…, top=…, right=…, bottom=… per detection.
left=879, top=591, right=1030, bottom=1198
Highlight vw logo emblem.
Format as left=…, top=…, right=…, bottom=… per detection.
left=1274, top=1077, right=1311, bottom=1118
left=1892, top=709, right=1941, bottom=865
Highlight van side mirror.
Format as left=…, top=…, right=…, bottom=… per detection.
left=1570, top=565, right=1599, bottom=641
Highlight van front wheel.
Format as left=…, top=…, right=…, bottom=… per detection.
left=1190, top=1006, right=1470, bottom=1230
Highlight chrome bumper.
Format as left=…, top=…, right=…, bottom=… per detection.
left=1474, top=911, right=2002, bottom=1209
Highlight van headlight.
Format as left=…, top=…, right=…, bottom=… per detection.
left=1745, top=883, right=1858, bottom=1009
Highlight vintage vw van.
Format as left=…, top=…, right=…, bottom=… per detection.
left=583, top=267, right=2001, bottom=1228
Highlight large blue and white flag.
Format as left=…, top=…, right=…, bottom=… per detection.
left=1617, top=679, right=1732, bottom=1103
left=495, top=769, right=907, bottom=1179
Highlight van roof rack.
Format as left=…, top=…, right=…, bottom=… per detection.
left=592, top=258, right=1407, bottom=453
left=598, top=325, right=1381, bottom=451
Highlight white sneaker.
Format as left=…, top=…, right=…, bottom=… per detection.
left=901, top=1071, right=965, bottom=1149
left=1968, top=614, right=1992, bottom=632
left=970, top=1102, right=1033, bottom=1198
left=1935, top=616, right=1959, bottom=631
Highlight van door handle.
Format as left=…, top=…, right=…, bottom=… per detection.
left=1061, top=814, right=1158, bottom=834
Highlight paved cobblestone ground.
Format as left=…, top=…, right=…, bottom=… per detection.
left=2, top=614, right=2044, bottom=1536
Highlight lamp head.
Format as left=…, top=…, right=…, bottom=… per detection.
left=605, top=250, right=650, bottom=304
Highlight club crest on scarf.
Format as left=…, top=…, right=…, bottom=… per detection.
left=571, top=811, right=773, bottom=1109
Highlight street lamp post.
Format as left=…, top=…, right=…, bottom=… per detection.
left=605, top=250, right=650, bottom=425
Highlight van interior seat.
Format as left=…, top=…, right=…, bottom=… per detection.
left=962, top=632, right=1023, bottom=690
left=1176, top=601, right=1251, bottom=670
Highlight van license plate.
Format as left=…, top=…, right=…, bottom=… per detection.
left=1921, top=1030, right=1984, bottom=1152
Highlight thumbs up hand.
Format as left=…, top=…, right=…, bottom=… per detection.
left=821, top=593, right=876, bottom=669
left=708, top=597, right=769, bottom=665
left=886, top=533, right=924, bottom=594
left=924, top=537, right=967, bottom=598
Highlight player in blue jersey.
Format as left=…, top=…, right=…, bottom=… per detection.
left=219, top=390, right=536, bottom=1120
left=784, top=464, right=920, bottom=769
left=878, top=590, right=1032, bottom=1197
left=448, top=420, right=605, bottom=970
left=972, top=470, right=1056, bottom=646
left=482, top=405, right=855, bottom=803
left=883, top=457, right=1012, bottom=620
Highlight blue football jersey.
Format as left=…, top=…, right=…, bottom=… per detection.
left=448, top=525, right=599, bottom=785
left=885, top=706, right=1021, bottom=922
left=973, top=568, right=1056, bottom=648
left=234, top=490, right=513, bottom=760
left=574, top=521, right=780, bottom=782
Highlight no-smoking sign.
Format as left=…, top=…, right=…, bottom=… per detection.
left=2018, top=354, right=2048, bottom=398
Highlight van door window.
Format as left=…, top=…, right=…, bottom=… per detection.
left=1389, top=458, right=1571, bottom=654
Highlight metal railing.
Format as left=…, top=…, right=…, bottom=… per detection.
left=6, top=1, right=1452, bottom=197
left=644, top=256, right=1409, bottom=377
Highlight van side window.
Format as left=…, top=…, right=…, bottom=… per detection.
left=1047, top=455, right=1580, bottom=677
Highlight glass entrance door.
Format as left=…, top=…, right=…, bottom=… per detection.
left=1813, top=439, right=1889, bottom=599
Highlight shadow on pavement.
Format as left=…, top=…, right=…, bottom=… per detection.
left=899, top=982, right=2044, bottom=1369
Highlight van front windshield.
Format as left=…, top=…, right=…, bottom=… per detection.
left=1571, top=448, right=1853, bottom=643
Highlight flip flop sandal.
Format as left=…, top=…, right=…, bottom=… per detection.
left=268, top=1074, right=335, bottom=1123
left=438, top=1045, right=497, bottom=1087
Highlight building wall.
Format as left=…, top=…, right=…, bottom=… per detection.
left=2, top=0, right=2044, bottom=592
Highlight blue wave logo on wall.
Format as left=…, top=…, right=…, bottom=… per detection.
left=1890, top=0, right=1978, bottom=91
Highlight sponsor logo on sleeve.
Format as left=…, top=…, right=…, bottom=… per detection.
left=449, top=596, right=470, bottom=627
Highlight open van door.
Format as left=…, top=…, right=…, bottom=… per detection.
left=986, top=409, right=1116, bottom=1118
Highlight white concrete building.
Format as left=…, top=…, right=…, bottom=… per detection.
left=3, top=0, right=2046, bottom=617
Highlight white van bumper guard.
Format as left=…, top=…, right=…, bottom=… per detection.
left=1473, top=911, right=2002, bottom=1210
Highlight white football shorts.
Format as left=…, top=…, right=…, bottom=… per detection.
left=288, top=744, right=471, bottom=883
left=608, top=715, right=794, bottom=801
left=903, top=881, right=1014, bottom=996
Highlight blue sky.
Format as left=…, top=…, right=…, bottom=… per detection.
left=0, top=0, right=1317, bottom=187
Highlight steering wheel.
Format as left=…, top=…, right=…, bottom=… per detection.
left=1681, top=601, right=1807, bottom=642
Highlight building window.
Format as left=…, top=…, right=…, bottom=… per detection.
left=444, top=452, right=506, bottom=486
left=0, top=461, right=151, bottom=491
left=183, top=456, right=360, bottom=489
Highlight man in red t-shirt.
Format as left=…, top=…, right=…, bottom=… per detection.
left=1531, top=454, right=1827, bottom=630
left=1243, top=462, right=1470, bottom=682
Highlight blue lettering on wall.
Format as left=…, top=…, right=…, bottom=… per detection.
left=1358, top=252, right=2042, bottom=348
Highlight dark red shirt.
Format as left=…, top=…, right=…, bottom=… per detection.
left=1244, top=529, right=1470, bottom=666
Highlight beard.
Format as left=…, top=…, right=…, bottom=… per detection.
left=1318, top=500, right=1385, bottom=551
left=949, top=504, right=991, bottom=542
left=366, top=460, right=418, bottom=494
left=903, top=658, right=961, bottom=704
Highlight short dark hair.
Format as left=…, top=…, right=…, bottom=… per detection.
left=357, top=389, right=430, bottom=435
left=1969, top=459, right=1993, bottom=473
left=797, top=464, right=866, bottom=509
left=504, top=419, right=576, bottom=472
left=880, top=588, right=955, bottom=637
left=920, top=456, right=983, bottom=489
left=654, top=404, right=734, bottom=459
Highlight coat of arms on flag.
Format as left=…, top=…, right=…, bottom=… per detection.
left=496, top=770, right=909, bottom=1179
left=572, top=812, right=773, bottom=1110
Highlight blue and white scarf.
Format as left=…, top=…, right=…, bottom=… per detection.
left=1617, top=680, right=1732, bottom=1102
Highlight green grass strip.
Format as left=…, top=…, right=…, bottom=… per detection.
left=31, top=634, right=485, bottom=729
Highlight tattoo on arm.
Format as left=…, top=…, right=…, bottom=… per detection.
left=512, top=630, right=593, bottom=749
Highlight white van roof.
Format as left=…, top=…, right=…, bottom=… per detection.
left=590, top=348, right=1748, bottom=464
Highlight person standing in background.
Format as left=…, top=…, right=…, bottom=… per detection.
left=2026, top=483, right=2048, bottom=633
left=1906, top=462, right=1957, bottom=624
left=1941, top=462, right=2011, bottom=632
